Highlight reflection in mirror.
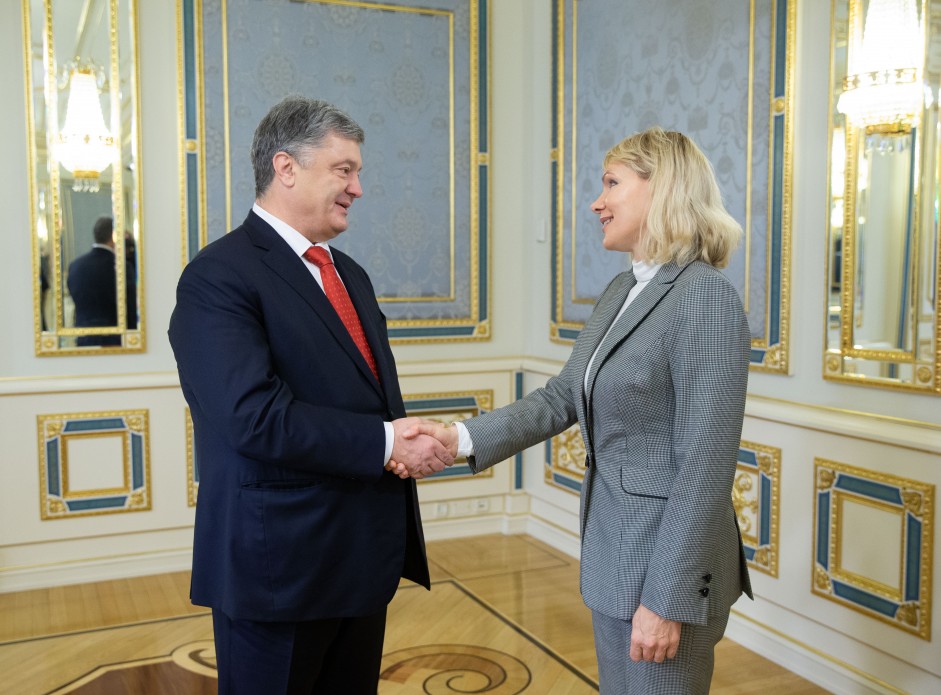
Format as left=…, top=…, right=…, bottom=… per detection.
left=24, top=0, right=143, bottom=354
left=825, top=0, right=939, bottom=392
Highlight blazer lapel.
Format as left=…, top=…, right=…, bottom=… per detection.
left=570, top=271, right=634, bottom=425
left=585, top=263, right=685, bottom=401
left=245, top=213, right=384, bottom=398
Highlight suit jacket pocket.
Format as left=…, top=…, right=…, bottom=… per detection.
left=241, top=478, right=326, bottom=491
left=620, top=467, right=675, bottom=500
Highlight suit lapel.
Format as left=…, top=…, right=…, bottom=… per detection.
left=332, top=252, right=388, bottom=392
left=570, top=272, right=634, bottom=425
left=245, top=213, right=384, bottom=399
left=585, top=263, right=685, bottom=401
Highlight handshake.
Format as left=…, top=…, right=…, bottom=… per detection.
left=386, top=418, right=459, bottom=479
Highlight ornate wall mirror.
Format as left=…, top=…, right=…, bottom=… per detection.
left=23, top=0, right=144, bottom=355
left=825, top=0, right=940, bottom=392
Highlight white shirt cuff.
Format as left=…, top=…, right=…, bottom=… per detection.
left=383, top=421, right=394, bottom=465
left=454, top=421, right=474, bottom=458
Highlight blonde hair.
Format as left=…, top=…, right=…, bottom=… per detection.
left=603, top=127, right=742, bottom=268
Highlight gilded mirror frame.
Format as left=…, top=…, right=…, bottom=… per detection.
left=22, top=0, right=145, bottom=356
left=824, top=0, right=940, bottom=393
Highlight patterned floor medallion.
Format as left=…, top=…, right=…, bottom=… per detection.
left=52, top=641, right=217, bottom=694
left=1, top=581, right=596, bottom=694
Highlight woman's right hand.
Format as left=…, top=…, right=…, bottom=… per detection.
left=403, top=420, right=459, bottom=460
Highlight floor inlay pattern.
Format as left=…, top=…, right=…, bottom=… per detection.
left=1, top=580, right=596, bottom=694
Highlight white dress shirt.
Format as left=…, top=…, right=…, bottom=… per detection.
left=253, top=202, right=396, bottom=464
left=253, top=202, right=335, bottom=290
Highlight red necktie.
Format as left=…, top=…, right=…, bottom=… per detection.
left=303, top=246, right=380, bottom=383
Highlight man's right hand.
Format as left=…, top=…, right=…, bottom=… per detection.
left=389, top=418, right=454, bottom=479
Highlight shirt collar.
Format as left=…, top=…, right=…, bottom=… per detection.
left=253, top=202, right=332, bottom=260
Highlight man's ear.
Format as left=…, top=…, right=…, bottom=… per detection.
left=271, top=151, right=295, bottom=187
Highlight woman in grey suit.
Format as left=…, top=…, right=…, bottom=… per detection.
left=394, top=127, right=751, bottom=694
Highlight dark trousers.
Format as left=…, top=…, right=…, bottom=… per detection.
left=211, top=607, right=387, bottom=695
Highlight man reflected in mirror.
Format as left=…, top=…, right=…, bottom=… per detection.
left=66, top=215, right=138, bottom=346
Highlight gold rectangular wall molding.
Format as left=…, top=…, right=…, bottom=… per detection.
left=813, top=458, right=934, bottom=640
left=544, top=424, right=585, bottom=496
left=737, top=440, right=781, bottom=577
left=549, top=0, right=795, bottom=374
left=177, top=0, right=491, bottom=343
left=37, top=410, right=151, bottom=520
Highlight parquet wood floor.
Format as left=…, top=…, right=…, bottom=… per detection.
left=0, top=534, right=828, bottom=693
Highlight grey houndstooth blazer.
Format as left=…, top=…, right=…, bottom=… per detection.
left=465, top=260, right=752, bottom=627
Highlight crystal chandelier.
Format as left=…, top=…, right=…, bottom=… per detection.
left=837, top=0, right=923, bottom=134
left=56, top=64, right=115, bottom=193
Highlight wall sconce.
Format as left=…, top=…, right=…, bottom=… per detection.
left=56, top=61, right=114, bottom=193
left=836, top=0, right=923, bottom=134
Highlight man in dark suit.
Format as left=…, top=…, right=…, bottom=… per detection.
left=168, top=97, right=452, bottom=694
left=66, top=216, right=137, bottom=346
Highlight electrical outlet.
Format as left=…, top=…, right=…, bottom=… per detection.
left=451, top=500, right=472, bottom=515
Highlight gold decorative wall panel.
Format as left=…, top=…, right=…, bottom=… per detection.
left=736, top=441, right=781, bottom=577
left=549, top=0, right=795, bottom=376
left=545, top=424, right=585, bottom=495
left=37, top=410, right=151, bottom=519
left=813, top=458, right=934, bottom=639
left=177, top=0, right=492, bottom=343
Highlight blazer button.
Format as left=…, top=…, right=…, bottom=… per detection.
left=699, top=587, right=709, bottom=597
left=702, top=573, right=712, bottom=583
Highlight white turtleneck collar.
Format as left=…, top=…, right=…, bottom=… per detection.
left=583, top=258, right=664, bottom=393
left=631, top=258, right=660, bottom=284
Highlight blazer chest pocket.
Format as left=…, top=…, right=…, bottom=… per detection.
left=620, top=467, right=675, bottom=500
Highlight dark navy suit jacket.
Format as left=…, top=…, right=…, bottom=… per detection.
left=168, top=211, right=429, bottom=622
left=67, top=246, right=137, bottom=346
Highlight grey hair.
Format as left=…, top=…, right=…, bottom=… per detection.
left=250, top=96, right=365, bottom=197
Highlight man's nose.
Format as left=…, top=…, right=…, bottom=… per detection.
left=348, top=173, right=363, bottom=198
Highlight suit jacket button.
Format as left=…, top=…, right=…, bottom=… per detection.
left=699, top=587, right=709, bottom=597
left=703, top=573, right=712, bottom=583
